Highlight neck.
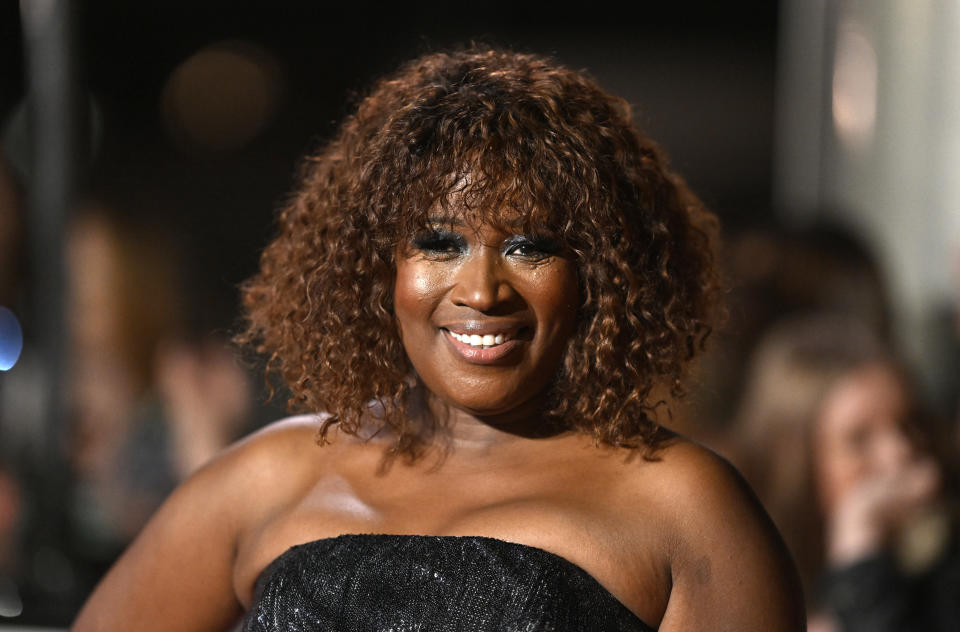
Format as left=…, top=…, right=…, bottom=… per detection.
left=411, top=383, right=569, bottom=452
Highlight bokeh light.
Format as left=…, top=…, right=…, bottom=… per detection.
left=0, top=306, right=23, bottom=371
left=832, top=20, right=878, bottom=151
left=161, top=40, right=284, bottom=154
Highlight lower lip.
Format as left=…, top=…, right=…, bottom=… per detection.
left=442, top=329, right=524, bottom=364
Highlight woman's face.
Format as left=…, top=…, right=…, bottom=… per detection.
left=813, top=362, right=916, bottom=514
left=393, top=215, right=579, bottom=419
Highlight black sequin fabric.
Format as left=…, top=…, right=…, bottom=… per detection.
left=243, top=534, right=655, bottom=631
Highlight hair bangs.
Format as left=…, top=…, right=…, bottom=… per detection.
left=383, top=135, right=589, bottom=258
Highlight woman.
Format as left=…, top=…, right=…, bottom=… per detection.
left=74, top=47, right=803, bottom=630
left=733, top=314, right=957, bottom=631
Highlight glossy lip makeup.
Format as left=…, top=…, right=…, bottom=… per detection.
left=440, top=325, right=527, bottom=364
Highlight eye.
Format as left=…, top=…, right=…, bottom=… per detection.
left=410, top=230, right=466, bottom=258
left=504, top=235, right=561, bottom=261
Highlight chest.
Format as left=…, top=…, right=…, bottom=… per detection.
left=232, top=448, right=672, bottom=625
left=243, top=535, right=657, bottom=632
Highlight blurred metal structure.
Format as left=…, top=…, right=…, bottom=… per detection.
left=19, top=0, right=87, bottom=607
left=774, top=0, right=960, bottom=407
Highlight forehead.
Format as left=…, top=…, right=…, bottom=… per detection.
left=412, top=177, right=558, bottom=235
left=424, top=210, right=537, bottom=234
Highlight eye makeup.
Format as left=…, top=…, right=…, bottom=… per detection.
left=408, top=222, right=564, bottom=261
left=502, top=234, right=562, bottom=259
left=410, top=229, right=467, bottom=256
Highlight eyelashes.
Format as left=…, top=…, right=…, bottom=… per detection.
left=410, top=229, right=466, bottom=256
left=409, top=229, right=561, bottom=260
left=502, top=235, right=561, bottom=259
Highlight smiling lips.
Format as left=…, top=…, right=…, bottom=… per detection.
left=448, top=331, right=509, bottom=348
left=441, top=327, right=525, bottom=364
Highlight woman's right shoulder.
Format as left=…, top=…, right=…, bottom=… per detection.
left=197, top=414, right=333, bottom=516
left=71, top=415, right=334, bottom=630
left=220, top=414, right=329, bottom=468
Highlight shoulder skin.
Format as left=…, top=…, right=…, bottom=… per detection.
left=71, top=415, right=325, bottom=631
left=641, top=440, right=806, bottom=631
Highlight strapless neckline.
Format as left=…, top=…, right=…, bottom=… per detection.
left=248, top=533, right=655, bottom=631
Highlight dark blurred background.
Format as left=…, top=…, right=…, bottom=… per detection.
left=1, top=0, right=958, bottom=627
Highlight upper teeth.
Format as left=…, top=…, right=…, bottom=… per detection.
left=449, top=331, right=507, bottom=347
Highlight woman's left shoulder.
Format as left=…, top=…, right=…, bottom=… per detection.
left=636, top=438, right=754, bottom=512
left=620, top=437, right=807, bottom=631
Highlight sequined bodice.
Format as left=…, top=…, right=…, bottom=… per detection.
left=243, top=533, right=655, bottom=631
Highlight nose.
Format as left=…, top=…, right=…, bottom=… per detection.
left=449, top=249, right=516, bottom=312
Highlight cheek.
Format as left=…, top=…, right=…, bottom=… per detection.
left=814, top=414, right=871, bottom=512
left=814, top=441, right=863, bottom=514
left=528, top=263, right=579, bottom=331
left=393, top=262, right=445, bottom=329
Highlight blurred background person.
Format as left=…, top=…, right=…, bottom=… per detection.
left=680, top=217, right=892, bottom=448
left=732, top=314, right=959, bottom=631
left=64, top=206, right=255, bottom=589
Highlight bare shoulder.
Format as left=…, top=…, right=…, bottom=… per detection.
left=214, top=414, right=329, bottom=494
left=625, top=438, right=806, bottom=631
left=72, top=415, right=327, bottom=631
left=162, top=414, right=329, bottom=527
left=639, top=438, right=760, bottom=518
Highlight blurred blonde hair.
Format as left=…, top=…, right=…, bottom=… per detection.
left=732, top=313, right=888, bottom=600
left=69, top=209, right=184, bottom=393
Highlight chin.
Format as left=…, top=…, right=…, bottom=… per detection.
left=429, top=384, right=530, bottom=418
left=416, top=367, right=553, bottom=420
left=445, top=395, right=520, bottom=416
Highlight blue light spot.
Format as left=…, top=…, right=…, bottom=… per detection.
left=0, top=307, right=24, bottom=371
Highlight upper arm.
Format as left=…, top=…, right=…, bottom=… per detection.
left=71, top=416, right=319, bottom=631
left=71, top=458, right=244, bottom=630
left=657, top=445, right=806, bottom=631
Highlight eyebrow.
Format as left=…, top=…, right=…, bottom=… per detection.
left=425, top=215, right=529, bottom=229
left=426, top=216, right=466, bottom=227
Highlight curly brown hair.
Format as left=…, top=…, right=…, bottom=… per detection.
left=238, top=46, right=719, bottom=458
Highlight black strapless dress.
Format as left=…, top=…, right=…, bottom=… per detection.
left=243, top=533, right=655, bottom=631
